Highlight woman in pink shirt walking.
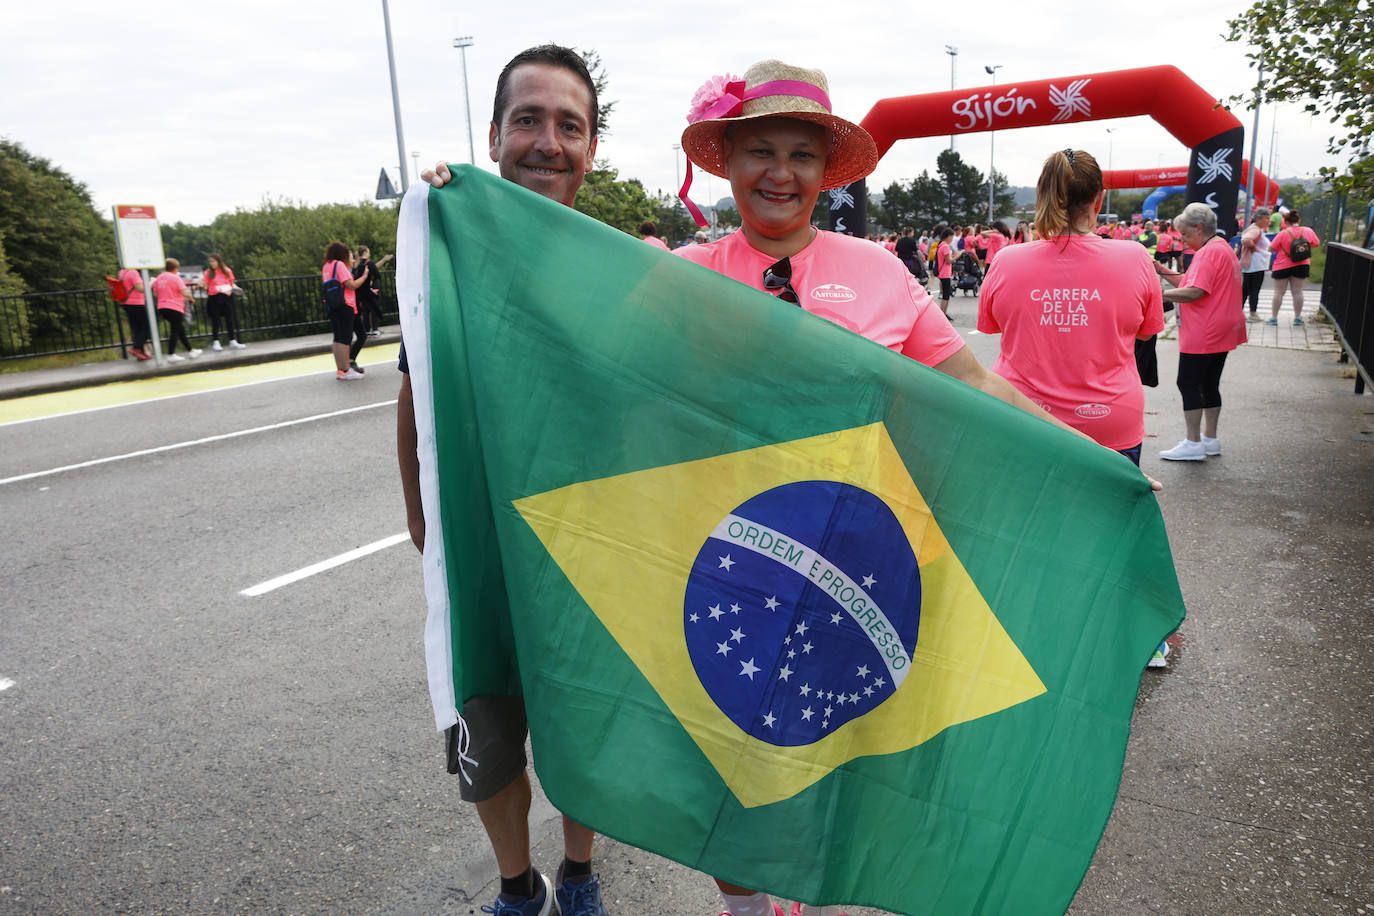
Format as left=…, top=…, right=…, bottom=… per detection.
left=1267, top=209, right=1320, bottom=326
left=151, top=258, right=202, bottom=362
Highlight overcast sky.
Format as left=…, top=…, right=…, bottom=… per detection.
left=3, top=0, right=1344, bottom=228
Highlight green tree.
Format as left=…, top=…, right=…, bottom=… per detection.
left=572, top=163, right=656, bottom=234
left=205, top=198, right=400, bottom=277
left=161, top=221, right=218, bottom=266
left=0, top=230, right=33, bottom=355
left=936, top=149, right=988, bottom=226
left=982, top=168, right=1018, bottom=223
left=1279, top=182, right=1313, bottom=209
left=578, top=48, right=617, bottom=138
left=1225, top=0, right=1374, bottom=195
left=650, top=193, right=699, bottom=247
left=0, top=139, right=112, bottom=293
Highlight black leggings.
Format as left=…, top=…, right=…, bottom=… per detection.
left=1242, top=271, right=1264, bottom=312
left=122, top=304, right=151, bottom=350
left=1177, top=352, right=1228, bottom=411
left=158, top=308, right=193, bottom=353
left=207, top=293, right=240, bottom=343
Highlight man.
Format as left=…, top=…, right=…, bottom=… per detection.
left=397, top=44, right=607, bottom=916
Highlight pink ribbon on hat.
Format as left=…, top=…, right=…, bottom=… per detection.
left=678, top=77, right=835, bottom=228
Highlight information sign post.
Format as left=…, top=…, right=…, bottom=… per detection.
left=113, top=205, right=167, bottom=365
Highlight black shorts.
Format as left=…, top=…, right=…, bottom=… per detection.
left=328, top=305, right=356, bottom=344
left=1154, top=251, right=1173, bottom=262
left=447, top=695, right=529, bottom=802
left=940, top=277, right=954, bottom=300
left=1272, top=265, right=1310, bottom=280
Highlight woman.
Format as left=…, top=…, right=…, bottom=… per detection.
left=322, top=241, right=370, bottom=380
left=1267, top=209, right=1320, bottom=326
left=980, top=221, right=1010, bottom=267
left=151, top=258, right=202, bottom=362
left=977, top=149, right=1163, bottom=467
left=199, top=253, right=246, bottom=351
left=117, top=265, right=152, bottom=360
left=933, top=225, right=956, bottom=314
left=1239, top=208, right=1272, bottom=320
left=675, top=59, right=1120, bottom=916
left=353, top=246, right=393, bottom=337
left=1154, top=202, right=1245, bottom=461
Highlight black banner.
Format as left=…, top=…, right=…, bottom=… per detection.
left=1187, top=126, right=1244, bottom=237
left=827, top=179, right=867, bottom=236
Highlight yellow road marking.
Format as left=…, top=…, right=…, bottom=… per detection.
left=0, top=344, right=402, bottom=426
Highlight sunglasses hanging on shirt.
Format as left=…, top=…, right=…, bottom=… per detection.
left=762, top=257, right=800, bottom=305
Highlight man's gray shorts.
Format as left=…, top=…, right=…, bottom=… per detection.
left=447, top=695, right=528, bottom=803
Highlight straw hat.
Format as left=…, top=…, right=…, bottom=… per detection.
left=680, top=60, right=878, bottom=191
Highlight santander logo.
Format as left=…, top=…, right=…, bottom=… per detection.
left=812, top=284, right=857, bottom=302
left=1075, top=403, right=1111, bottom=419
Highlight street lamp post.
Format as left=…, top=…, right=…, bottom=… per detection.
left=453, top=36, right=476, bottom=164
left=1105, top=128, right=1115, bottom=217
left=945, top=45, right=958, bottom=152
left=672, top=143, right=681, bottom=194
left=380, top=0, right=409, bottom=191
left=985, top=65, right=1002, bottom=222
left=411, top=150, right=421, bottom=185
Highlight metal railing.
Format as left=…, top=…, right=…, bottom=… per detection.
left=1320, top=243, right=1374, bottom=394
left=0, top=272, right=398, bottom=363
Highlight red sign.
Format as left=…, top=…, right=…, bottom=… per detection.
left=115, top=205, right=158, bottom=220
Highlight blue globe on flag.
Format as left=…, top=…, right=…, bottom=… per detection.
left=683, top=480, right=922, bottom=747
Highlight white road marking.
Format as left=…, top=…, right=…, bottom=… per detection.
left=0, top=400, right=397, bottom=486
left=0, top=678, right=15, bottom=692
left=240, top=532, right=410, bottom=597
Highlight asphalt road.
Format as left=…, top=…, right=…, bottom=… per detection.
left=1, top=296, right=1370, bottom=914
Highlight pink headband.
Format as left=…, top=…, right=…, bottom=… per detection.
left=678, top=78, right=835, bottom=228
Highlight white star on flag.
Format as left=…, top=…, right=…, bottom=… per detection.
left=873, top=677, right=885, bottom=689
left=729, top=603, right=741, bottom=614
left=856, top=665, right=870, bottom=678
left=802, top=641, right=813, bottom=654
left=829, top=612, right=842, bottom=625
left=801, top=707, right=814, bottom=721
left=849, top=692, right=860, bottom=704
left=716, top=641, right=732, bottom=657
left=778, top=664, right=793, bottom=682
left=708, top=604, right=723, bottom=621
left=795, top=621, right=809, bottom=636
left=764, top=596, right=780, bottom=611
left=799, top=683, right=811, bottom=696
left=762, top=711, right=776, bottom=728
left=730, top=627, right=745, bottom=643
left=718, top=554, right=735, bottom=571
left=689, top=613, right=699, bottom=623
left=824, top=704, right=834, bottom=717
left=739, top=658, right=759, bottom=679
left=861, top=574, right=877, bottom=588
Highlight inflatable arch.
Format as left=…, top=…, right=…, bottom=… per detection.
left=1141, top=186, right=1187, bottom=220
left=833, top=65, right=1246, bottom=236
left=1103, top=160, right=1279, bottom=207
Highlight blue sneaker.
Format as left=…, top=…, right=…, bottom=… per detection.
left=557, top=872, right=608, bottom=916
left=482, top=871, right=555, bottom=916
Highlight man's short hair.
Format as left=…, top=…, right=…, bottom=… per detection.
left=492, top=44, right=599, bottom=137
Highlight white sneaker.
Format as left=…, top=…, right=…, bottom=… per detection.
left=1201, top=436, right=1221, bottom=456
left=188, top=348, right=203, bottom=358
left=336, top=368, right=365, bottom=380
left=228, top=340, right=247, bottom=350
left=166, top=353, right=185, bottom=362
left=211, top=340, right=223, bottom=351
left=1147, top=641, right=1170, bottom=668
left=1159, top=439, right=1206, bottom=461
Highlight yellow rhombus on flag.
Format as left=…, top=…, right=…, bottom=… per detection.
left=515, top=421, right=1046, bottom=808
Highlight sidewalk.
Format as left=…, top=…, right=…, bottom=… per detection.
left=0, top=328, right=401, bottom=401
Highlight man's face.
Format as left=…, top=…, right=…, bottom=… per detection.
left=489, top=63, right=598, bottom=207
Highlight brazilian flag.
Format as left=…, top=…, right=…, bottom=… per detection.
left=397, top=166, right=1184, bottom=915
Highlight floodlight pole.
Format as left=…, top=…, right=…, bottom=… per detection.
left=1105, top=128, right=1115, bottom=216
left=985, top=65, right=1002, bottom=221
left=454, top=36, right=476, bottom=164
left=381, top=0, right=409, bottom=191
left=1244, top=65, right=1263, bottom=227
left=945, top=46, right=958, bottom=152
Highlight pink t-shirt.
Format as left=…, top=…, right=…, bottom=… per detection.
left=118, top=267, right=145, bottom=306
left=323, top=260, right=356, bottom=312
left=977, top=235, right=1164, bottom=449
left=642, top=236, right=671, bottom=251
left=205, top=266, right=236, bottom=295
left=152, top=271, right=190, bottom=313
left=983, top=232, right=1008, bottom=264
left=1270, top=226, right=1319, bottom=271
left=676, top=230, right=965, bottom=366
left=1177, top=237, right=1245, bottom=354
left=937, top=242, right=953, bottom=279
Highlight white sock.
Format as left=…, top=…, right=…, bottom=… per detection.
left=721, top=891, right=774, bottom=916
left=798, top=906, right=840, bottom=916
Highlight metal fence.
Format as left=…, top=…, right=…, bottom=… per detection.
left=1320, top=243, right=1374, bottom=394
left=0, top=272, right=398, bottom=363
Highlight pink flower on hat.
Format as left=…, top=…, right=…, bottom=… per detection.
left=686, top=73, right=743, bottom=124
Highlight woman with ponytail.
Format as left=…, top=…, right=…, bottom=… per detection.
left=977, top=149, right=1164, bottom=462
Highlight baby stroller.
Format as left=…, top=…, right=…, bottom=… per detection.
left=954, top=250, right=983, bottom=295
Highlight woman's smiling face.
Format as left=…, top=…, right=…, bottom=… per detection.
left=723, top=117, right=829, bottom=254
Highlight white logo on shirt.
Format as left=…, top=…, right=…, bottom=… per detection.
left=812, top=284, right=857, bottom=302
left=1075, top=404, right=1112, bottom=419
